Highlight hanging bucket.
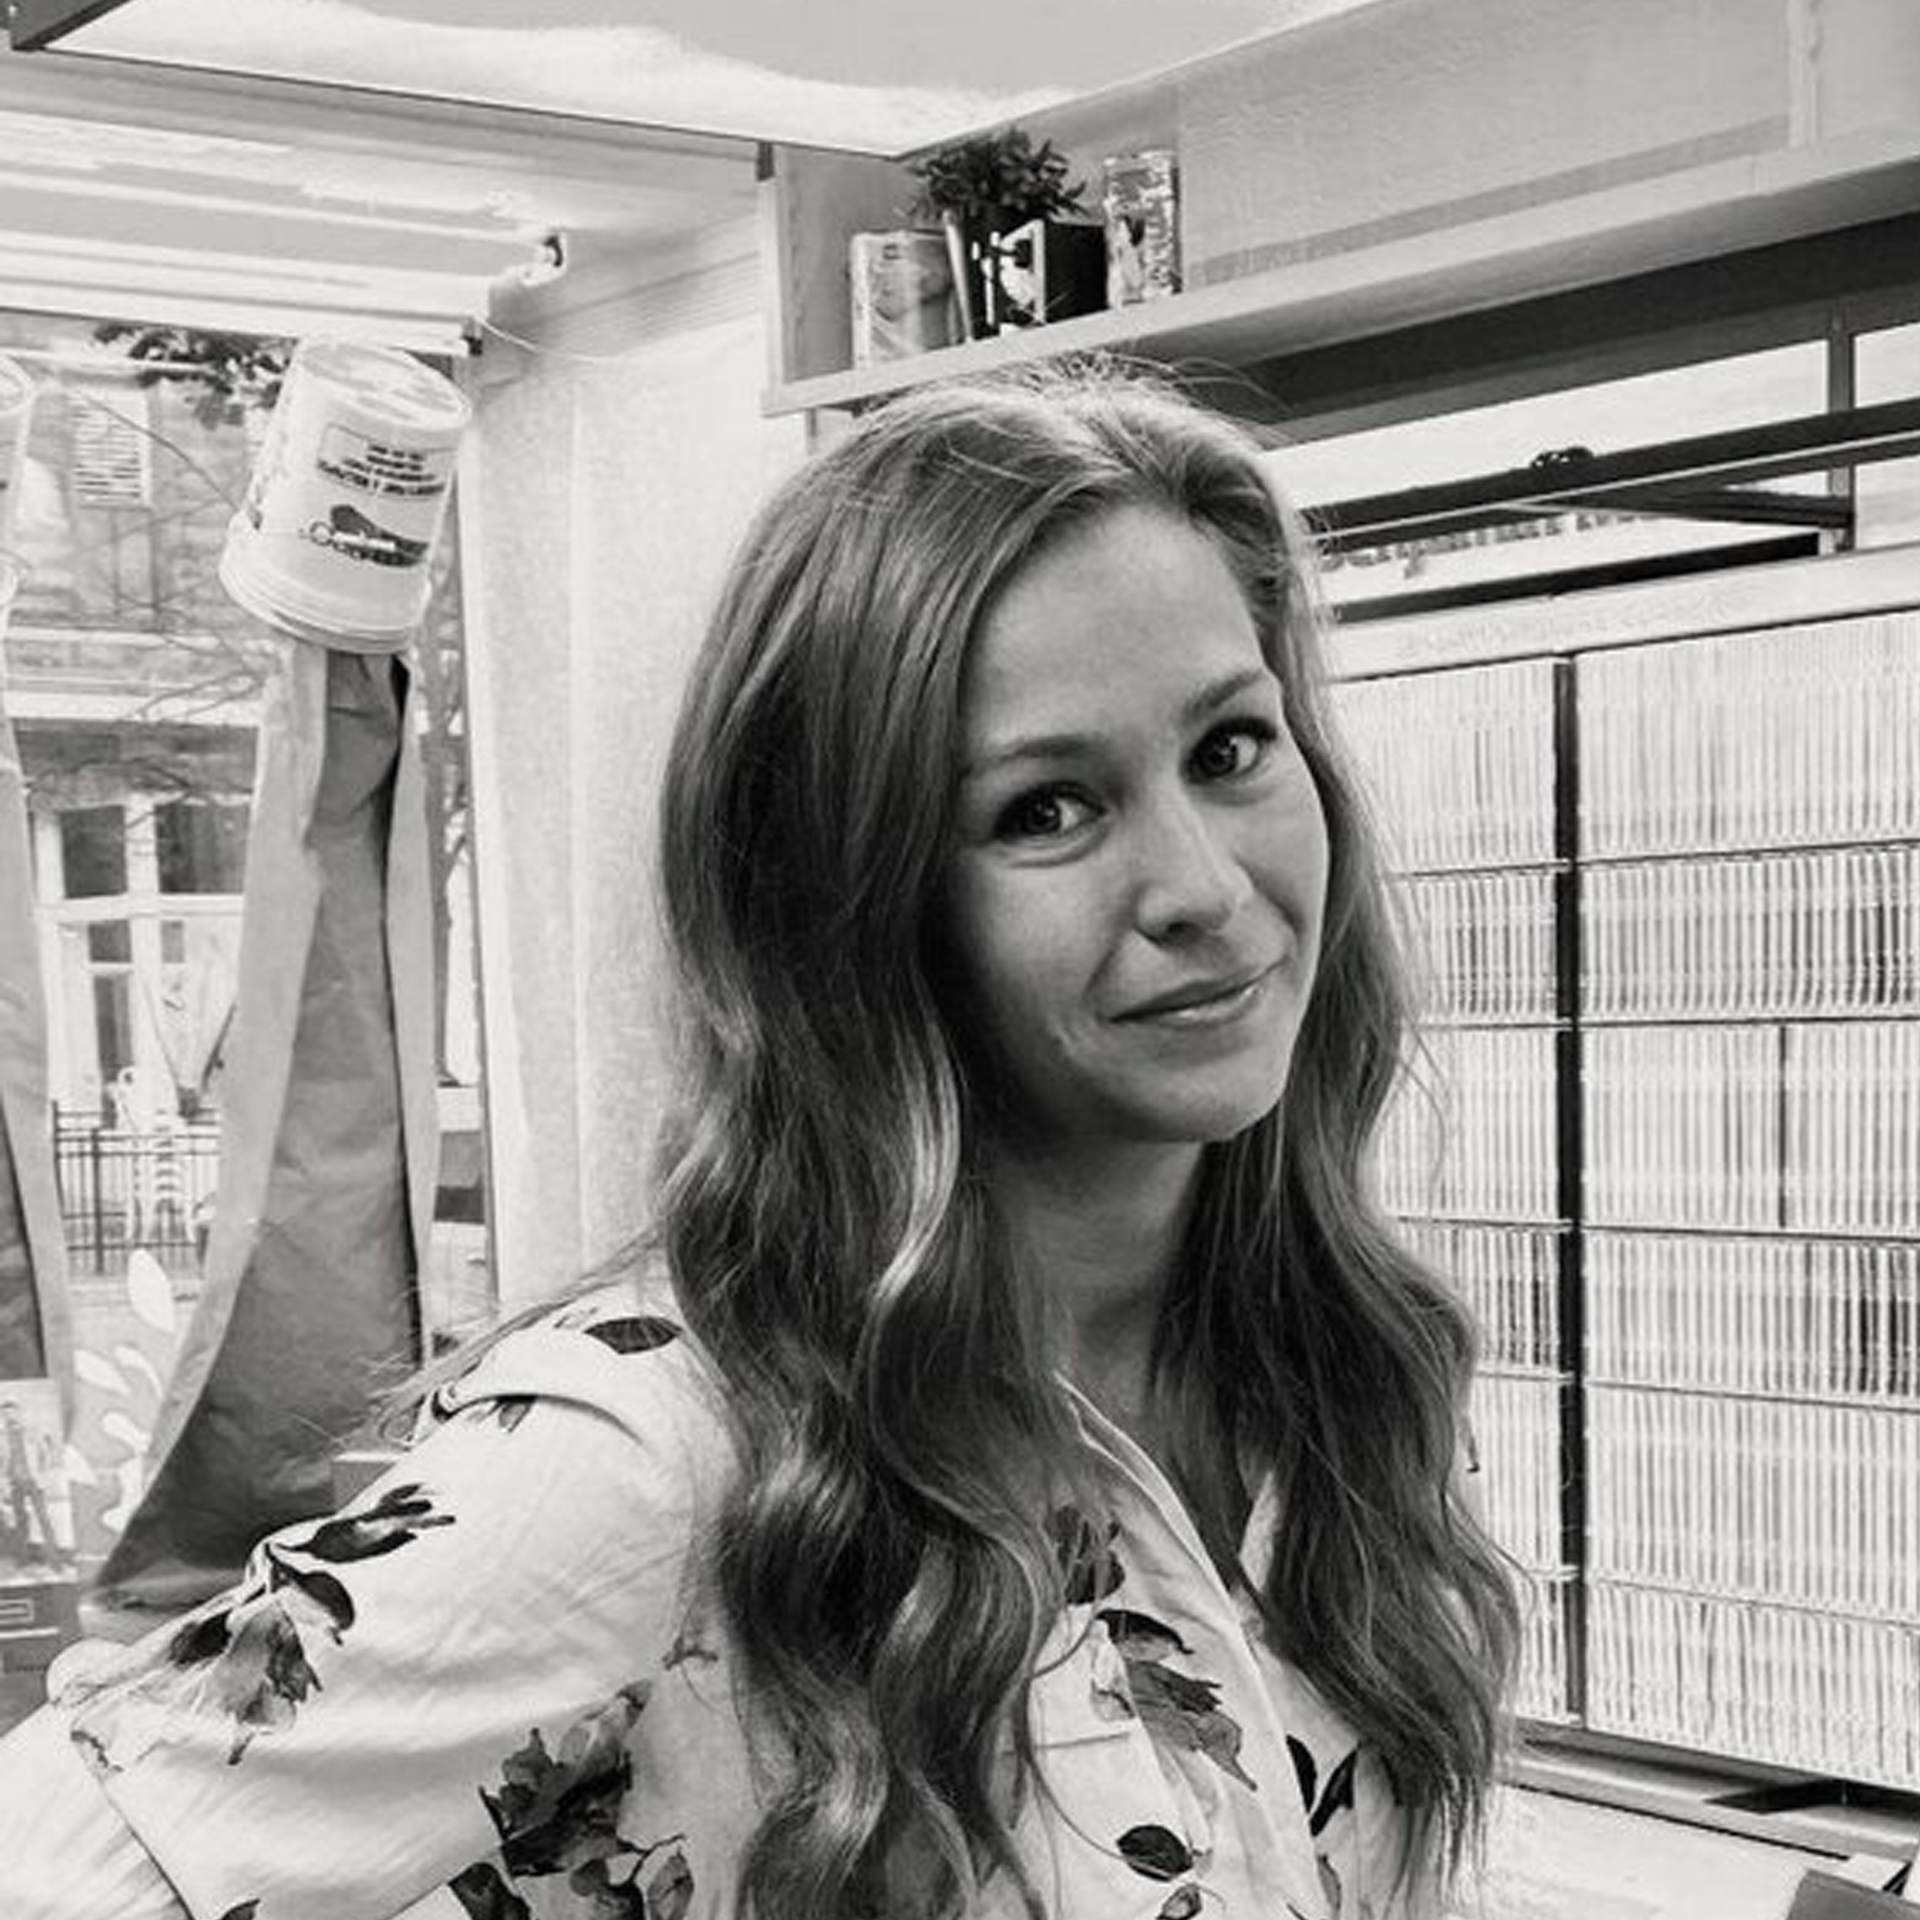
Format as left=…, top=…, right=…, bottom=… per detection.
left=0, top=354, right=36, bottom=550
left=220, top=338, right=470, bottom=652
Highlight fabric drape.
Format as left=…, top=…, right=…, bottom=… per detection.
left=98, top=642, right=436, bottom=1608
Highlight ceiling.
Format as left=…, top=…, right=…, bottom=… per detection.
left=0, top=0, right=1391, bottom=345
left=25, top=0, right=1387, bottom=151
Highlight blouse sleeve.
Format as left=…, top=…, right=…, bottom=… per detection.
left=0, top=1308, right=727, bottom=1920
left=0, top=1702, right=188, bottom=1919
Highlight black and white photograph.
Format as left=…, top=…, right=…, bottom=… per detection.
left=2, top=3, right=1920, bottom=1917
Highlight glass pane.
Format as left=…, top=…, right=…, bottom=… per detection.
left=90, top=974, right=134, bottom=1085
left=57, top=806, right=126, bottom=899
left=1268, top=343, right=1829, bottom=611
left=84, top=920, right=129, bottom=964
left=155, top=797, right=249, bottom=894
left=1855, top=321, right=1920, bottom=549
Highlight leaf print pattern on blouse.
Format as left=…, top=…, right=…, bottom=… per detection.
left=641, top=1847, right=696, bottom=1920
left=1156, top=1887, right=1204, bottom=1919
left=64, top=1481, right=455, bottom=1773
left=296, top=1481, right=457, bottom=1563
left=1290, top=1736, right=1363, bottom=1917
left=1117, top=1823, right=1195, bottom=1881
left=449, top=1863, right=532, bottom=1920
left=477, top=1682, right=695, bottom=1917
left=1099, top=1608, right=1257, bottom=1791
left=579, top=1316, right=682, bottom=1356
left=216, top=1904, right=261, bottom=1920
left=1305, top=1747, right=1356, bottom=1838
left=1049, top=1503, right=1124, bottom=1607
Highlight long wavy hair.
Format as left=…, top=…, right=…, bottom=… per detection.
left=652, top=365, right=1518, bottom=1916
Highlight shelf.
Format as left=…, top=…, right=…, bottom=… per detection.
left=1587, top=1377, right=1920, bottom=1415
left=1419, top=1014, right=1566, bottom=1032
left=1393, top=1212, right=1572, bottom=1232
left=1582, top=1010, right=1920, bottom=1026
left=1391, top=860, right=1567, bottom=880
left=1586, top=1222, right=1920, bottom=1247
left=1586, top=1575, right=1920, bottom=1636
left=1581, top=834, right=1920, bottom=867
left=763, top=123, right=1920, bottom=420
left=1513, top=1729, right=1920, bottom=1867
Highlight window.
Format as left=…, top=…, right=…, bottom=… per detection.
left=58, top=806, right=126, bottom=898
left=68, top=384, right=152, bottom=508
left=155, top=797, right=248, bottom=894
left=84, top=921, right=129, bottom=964
left=89, top=973, right=134, bottom=1087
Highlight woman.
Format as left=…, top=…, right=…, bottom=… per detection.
left=0, top=367, right=1517, bottom=1919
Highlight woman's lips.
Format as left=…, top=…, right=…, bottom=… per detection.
left=1117, top=960, right=1283, bottom=1026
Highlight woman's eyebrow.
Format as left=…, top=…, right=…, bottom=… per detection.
left=961, top=668, right=1274, bottom=782
left=960, top=729, right=1091, bottom=781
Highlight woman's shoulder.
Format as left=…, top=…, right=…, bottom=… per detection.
left=421, top=1273, right=735, bottom=1488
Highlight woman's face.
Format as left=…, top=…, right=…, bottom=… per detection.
left=941, top=504, right=1330, bottom=1158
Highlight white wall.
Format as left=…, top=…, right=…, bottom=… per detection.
left=461, top=219, right=807, bottom=1305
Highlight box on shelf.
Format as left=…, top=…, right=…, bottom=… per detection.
left=987, top=219, right=1106, bottom=330
left=848, top=230, right=959, bottom=366
left=1102, top=150, right=1181, bottom=306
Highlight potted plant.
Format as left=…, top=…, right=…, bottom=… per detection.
left=906, top=128, right=1099, bottom=339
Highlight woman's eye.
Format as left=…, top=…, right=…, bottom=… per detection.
left=994, top=787, right=1093, bottom=841
left=1191, top=721, right=1275, bottom=781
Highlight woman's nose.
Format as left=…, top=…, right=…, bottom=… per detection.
left=1130, top=791, right=1253, bottom=939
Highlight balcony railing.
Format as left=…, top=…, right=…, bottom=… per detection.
left=52, top=1115, right=220, bottom=1267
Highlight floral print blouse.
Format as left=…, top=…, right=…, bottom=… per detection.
left=0, top=1285, right=1429, bottom=1920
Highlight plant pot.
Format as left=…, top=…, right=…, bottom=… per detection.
left=940, top=210, right=996, bottom=341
